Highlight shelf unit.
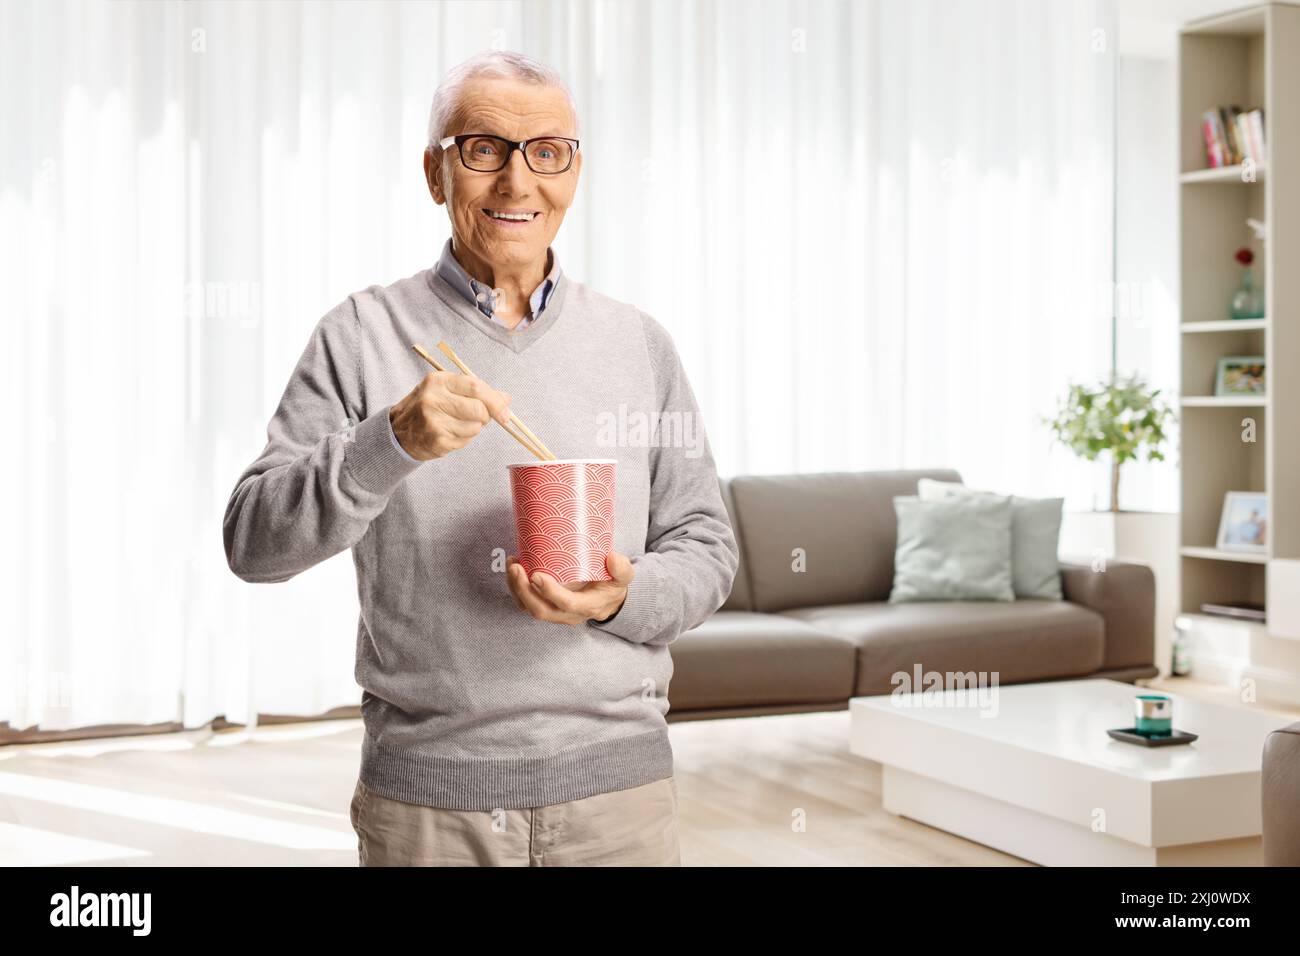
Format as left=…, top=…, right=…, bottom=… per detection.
left=1180, top=546, right=1268, bottom=565
left=1178, top=4, right=1300, bottom=639
left=1179, top=162, right=1268, bottom=184
left=1182, top=318, right=1267, bottom=332
left=1180, top=395, right=1266, bottom=407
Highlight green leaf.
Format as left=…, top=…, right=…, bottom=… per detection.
left=1045, top=373, right=1175, bottom=476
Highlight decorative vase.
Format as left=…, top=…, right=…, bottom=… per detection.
left=1230, top=267, right=1265, bottom=320
left=1171, top=621, right=1192, bottom=676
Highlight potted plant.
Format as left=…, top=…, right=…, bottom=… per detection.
left=1045, top=375, right=1179, bottom=676
left=1045, top=374, right=1176, bottom=513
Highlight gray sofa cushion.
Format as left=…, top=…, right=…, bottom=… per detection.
left=781, top=600, right=1105, bottom=695
left=669, top=611, right=857, bottom=710
left=728, top=469, right=963, bottom=613
left=889, top=494, right=1016, bottom=602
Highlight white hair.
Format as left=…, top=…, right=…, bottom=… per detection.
left=427, top=50, right=580, bottom=149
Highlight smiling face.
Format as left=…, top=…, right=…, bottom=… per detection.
left=425, top=77, right=581, bottom=282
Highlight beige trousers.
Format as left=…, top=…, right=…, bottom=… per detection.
left=349, top=775, right=680, bottom=866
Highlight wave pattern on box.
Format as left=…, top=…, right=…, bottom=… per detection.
left=509, top=461, right=616, bottom=582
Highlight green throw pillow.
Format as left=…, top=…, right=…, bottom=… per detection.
left=889, top=495, right=1016, bottom=603
left=917, top=478, right=1064, bottom=600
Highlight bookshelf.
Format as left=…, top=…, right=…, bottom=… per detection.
left=1178, top=4, right=1300, bottom=643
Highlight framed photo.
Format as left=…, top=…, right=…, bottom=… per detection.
left=1215, top=356, right=1266, bottom=396
left=1216, top=491, right=1268, bottom=553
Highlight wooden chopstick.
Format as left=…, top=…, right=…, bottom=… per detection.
left=410, top=344, right=550, bottom=462
left=411, top=344, right=546, bottom=460
left=436, top=341, right=558, bottom=461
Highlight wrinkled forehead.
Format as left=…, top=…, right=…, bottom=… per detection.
left=450, top=77, right=577, bottom=139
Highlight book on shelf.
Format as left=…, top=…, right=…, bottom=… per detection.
left=1201, top=106, right=1266, bottom=168
left=1199, top=601, right=1267, bottom=623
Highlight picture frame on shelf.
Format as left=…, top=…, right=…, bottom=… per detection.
left=1215, top=491, right=1268, bottom=553
left=1214, top=355, right=1266, bottom=396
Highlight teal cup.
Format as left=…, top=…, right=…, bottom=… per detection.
left=1135, top=694, right=1172, bottom=735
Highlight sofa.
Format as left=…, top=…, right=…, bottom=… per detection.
left=665, top=468, right=1158, bottom=721
left=1263, top=722, right=1300, bottom=865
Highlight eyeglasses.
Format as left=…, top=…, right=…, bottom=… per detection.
left=437, top=134, right=580, bottom=175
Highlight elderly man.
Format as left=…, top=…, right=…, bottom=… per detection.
left=222, top=50, right=738, bottom=867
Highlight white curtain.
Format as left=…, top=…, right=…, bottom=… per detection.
left=1, top=0, right=1115, bottom=735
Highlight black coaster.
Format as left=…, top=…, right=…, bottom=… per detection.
left=1107, top=726, right=1199, bottom=747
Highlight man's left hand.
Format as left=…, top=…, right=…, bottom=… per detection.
left=507, top=551, right=634, bottom=626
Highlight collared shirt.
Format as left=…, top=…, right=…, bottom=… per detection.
left=388, top=238, right=564, bottom=464
left=434, top=237, right=562, bottom=331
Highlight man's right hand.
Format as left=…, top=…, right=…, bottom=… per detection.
left=388, top=371, right=512, bottom=461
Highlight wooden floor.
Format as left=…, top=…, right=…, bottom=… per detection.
left=1141, top=674, right=1300, bottom=720
left=0, top=710, right=1025, bottom=866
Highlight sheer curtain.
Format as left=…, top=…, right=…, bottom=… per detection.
left=571, top=0, right=1116, bottom=489
left=1, top=0, right=1115, bottom=735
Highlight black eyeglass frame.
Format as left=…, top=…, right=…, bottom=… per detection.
left=437, top=133, right=581, bottom=174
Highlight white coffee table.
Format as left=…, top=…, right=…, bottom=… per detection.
left=848, top=678, right=1293, bottom=866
